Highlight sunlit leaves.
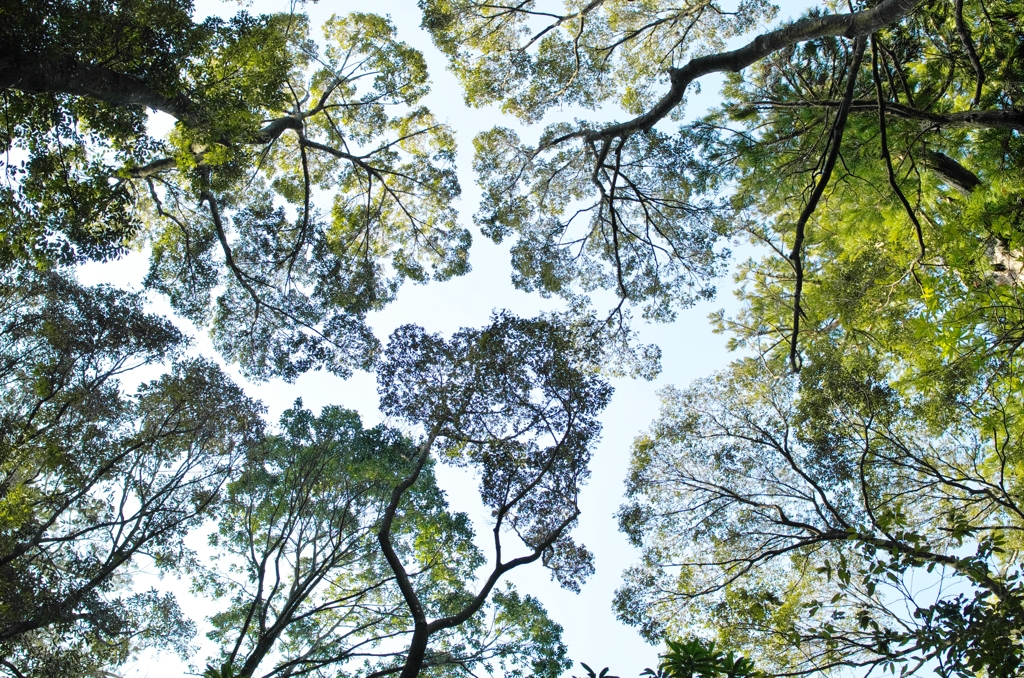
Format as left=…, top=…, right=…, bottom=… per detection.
left=422, top=0, right=777, bottom=120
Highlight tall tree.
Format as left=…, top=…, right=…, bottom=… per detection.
left=597, top=0, right=1024, bottom=669
left=181, top=312, right=610, bottom=678
left=704, top=0, right=1024, bottom=379
left=1, top=0, right=466, bottom=380
left=199, top=401, right=570, bottom=678
left=0, top=270, right=264, bottom=677
left=371, top=311, right=613, bottom=678
left=421, top=1, right=1024, bottom=671
left=617, top=351, right=1024, bottom=678
left=422, top=0, right=1020, bottom=350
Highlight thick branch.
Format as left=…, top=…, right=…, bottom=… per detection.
left=953, top=0, right=985, bottom=106
left=751, top=99, right=1024, bottom=131
left=254, top=115, right=302, bottom=144
left=2, top=46, right=304, bottom=174
left=377, top=434, right=438, bottom=627
left=577, top=0, right=919, bottom=143
left=788, top=38, right=866, bottom=372
left=0, top=49, right=195, bottom=122
left=920, top=150, right=981, bottom=196
left=128, top=157, right=179, bottom=178
left=871, top=37, right=925, bottom=258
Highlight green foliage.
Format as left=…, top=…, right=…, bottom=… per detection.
left=618, top=354, right=1024, bottom=677
left=576, top=638, right=759, bottom=678
left=423, top=0, right=1024, bottom=383
left=203, top=662, right=238, bottom=678
left=0, top=269, right=263, bottom=676
left=657, top=638, right=759, bottom=678
left=186, top=309, right=613, bottom=678
left=577, top=662, right=616, bottom=678
left=422, top=0, right=775, bottom=120
left=472, top=123, right=728, bottom=326
left=10, top=0, right=1024, bottom=675
left=198, top=402, right=482, bottom=677
left=378, top=311, right=612, bottom=592
left=2, top=1, right=466, bottom=380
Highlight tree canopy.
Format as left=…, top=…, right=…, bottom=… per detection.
left=2, top=0, right=1023, bottom=674
left=0, top=269, right=264, bottom=675
left=3, top=0, right=465, bottom=380
left=199, top=399, right=572, bottom=678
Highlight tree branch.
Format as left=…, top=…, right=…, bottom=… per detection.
left=551, top=0, right=920, bottom=146
left=870, top=36, right=926, bottom=259
left=788, top=38, right=866, bottom=372
left=953, top=0, right=985, bottom=106
left=748, top=99, right=1024, bottom=131
left=0, top=49, right=196, bottom=122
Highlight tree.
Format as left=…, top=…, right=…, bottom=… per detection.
left=702, top=0, right=1024, bottom=380
left=7, top=0, right=1021, bottom=673
left=577, top=636, right=760, bottom=678
left=0, top=269, right=264, bottom=677
left=617, top=353, right=1024, bottom=677
left=417, top=0, right=1024, bottom=673
left=183, top=312, right=610, bottom=678
left=1, top=6, right=623, bottom=675
left=371, top=311, right=612, bottom=678
left=2, top=0, right=466, bottom=380
left=419, top=0, right=1019, bottom=360
left=198, top=401, right=570, bottom=678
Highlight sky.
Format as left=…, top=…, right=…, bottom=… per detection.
left=75, top=0, right=810, bottom=674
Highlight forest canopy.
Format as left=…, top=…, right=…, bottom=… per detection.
left=1, top=0, right=1022, bottom=675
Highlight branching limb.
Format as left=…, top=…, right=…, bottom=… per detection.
left=746, top=99, right=1024, bottom=131
left=953, top=0, right=985, bottom=106
left=788, top=38, right=866, bottom=372
left=870, top=36, right=926, bottom=259
left=541, top=0, right=918, bottom=149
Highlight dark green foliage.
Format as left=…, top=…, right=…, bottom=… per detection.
left=0, top=269, right=263, bottom=676
left=577, top=637, right=759, bottom=678
left=379, top=312, right=612, bottom=592
left=656, top=638, right=759, bottom=678
left=186, top=311, right=613, bottom=678
left=198, top=402, right=565, bottom=678
left=361, top=313, right=611, bottom=678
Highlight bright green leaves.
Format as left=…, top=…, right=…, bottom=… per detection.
left=489, top=589, right=571, bottom=678
left=323, top=13, right=430, bottom=108
left=1, top=0, right=202, bottom=266
left=197, top=396, right=575, bottom=678
left=184, top=12, right=302, bottom=144
left=654, top=637, right=760, bottom=678
left=699, top=0, right=1024, bottom=413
